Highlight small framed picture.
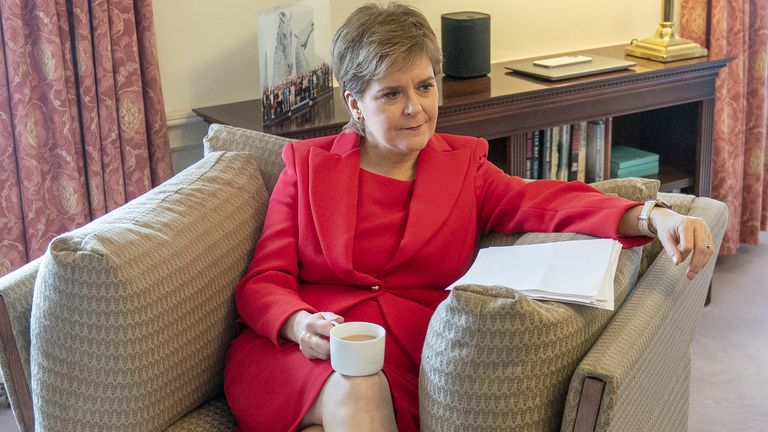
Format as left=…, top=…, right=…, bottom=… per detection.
left=258, top=3, right=333, bottom=126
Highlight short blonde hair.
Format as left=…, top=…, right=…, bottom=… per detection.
left=332, top=2, right=442, bottom=135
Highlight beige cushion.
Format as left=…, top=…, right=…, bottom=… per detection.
left=30, top=152, right=267, bottom=431
left=419, top=178, right=656, bottom=430
left=166, top=398, right=235, bottom=431
left=203, top=123, right=291, bottom=195
left=420, top=231, right=642, bottom=432
left=589, top=177, right=659, bottom=203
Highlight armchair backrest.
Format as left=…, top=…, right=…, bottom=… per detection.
left=204, top=123, right=291, bottom=194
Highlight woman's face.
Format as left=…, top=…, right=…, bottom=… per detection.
left=346, top=55, right=438, bottom=158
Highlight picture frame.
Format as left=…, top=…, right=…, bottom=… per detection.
left=258, top=3, right=333, bottom=126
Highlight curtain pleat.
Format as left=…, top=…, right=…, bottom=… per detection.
left=681, top=0, right=768, bottom=255
left=0, top=0, right=172, bottom=276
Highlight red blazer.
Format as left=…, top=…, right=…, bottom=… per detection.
left=234, top=132, right=646, bottom=370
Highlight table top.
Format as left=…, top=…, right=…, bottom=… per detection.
left=192, top=44, right=729, bottom=137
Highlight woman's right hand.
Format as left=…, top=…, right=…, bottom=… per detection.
left=280, top=310, right=344, bottom=360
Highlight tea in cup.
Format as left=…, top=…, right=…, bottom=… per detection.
left=329, top=322, right=385, bottom=376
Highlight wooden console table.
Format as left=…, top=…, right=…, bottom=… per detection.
left=194, top=45, right=729, bottom=197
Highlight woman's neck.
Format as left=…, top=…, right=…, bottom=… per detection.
left=359, top=139, right=419, bottom=181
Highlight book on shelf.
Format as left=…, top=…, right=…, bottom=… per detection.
left=610, top=145, right=659, bottom=178
left=531, top=130, right=541, bottom=180
left=586, top=120, right=606, bottom=183
left=576, top=121, right=588, bottom=182
left=446, top=238, right=622, bottom=310
left=612, top=163, right=659, bottom=178
left=542, top=129, right=553, bottom=180
left=603, top=118, right=613, bottom=182
left=568, top=123, right=580, bottom=181
left=610, top=145, right=659, bottom=168
left=558, top=125, right=570, bottom=181
left=568, top=122, right=586, bottom=181
left=525, top=132, right=533, bottom=179
left=550, top=127, right=560, bottom=180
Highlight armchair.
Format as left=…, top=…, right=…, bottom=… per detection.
left=0, top=124, right=727, bottom=431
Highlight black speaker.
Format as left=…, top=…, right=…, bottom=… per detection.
left=441, top=12, right=490, bottom=79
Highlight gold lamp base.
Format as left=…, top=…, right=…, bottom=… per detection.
left=626, top=21, right=708, bottom=62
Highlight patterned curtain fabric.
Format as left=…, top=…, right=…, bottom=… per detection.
left=0, top=0, right=172, bottom=276
left=680, top=0, right=768, bottom=255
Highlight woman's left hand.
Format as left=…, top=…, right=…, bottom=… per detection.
left=649, top=208, right=715, bottom=280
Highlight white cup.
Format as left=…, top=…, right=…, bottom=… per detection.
left=329, top=321, right=386, bottom=376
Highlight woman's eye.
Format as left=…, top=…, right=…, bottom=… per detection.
left=383, top=91, right=400, bottom=100
left=419, top=83, right=434, bottom=92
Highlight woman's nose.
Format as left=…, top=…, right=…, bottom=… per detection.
left=403, top=92, right=422, bottom=115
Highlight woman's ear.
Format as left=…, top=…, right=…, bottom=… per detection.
left=344, top=90, right=361, bottom=118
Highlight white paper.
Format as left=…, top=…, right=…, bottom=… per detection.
left=447, top=238, right=622, bottom=310
left=533, top=55, right=593, bottom=68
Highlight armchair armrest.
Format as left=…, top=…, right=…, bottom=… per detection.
left=560, top=196, right=728, bottom=432
left=0, top=259, right=39, bottom=432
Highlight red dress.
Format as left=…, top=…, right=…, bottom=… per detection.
left=223, top=132, right=648, bottom=431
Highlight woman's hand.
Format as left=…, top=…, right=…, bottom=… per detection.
left=650, top=208, right=715, bottom=280
left=279, top=310, right=344, bottom=360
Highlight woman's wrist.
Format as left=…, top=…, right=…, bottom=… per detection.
left=648, top=207, right=676, bottom=234
left=280, top=310, right=311, bottom=343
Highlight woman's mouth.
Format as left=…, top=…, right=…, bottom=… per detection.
left=402, top=124, right=423, bottom=131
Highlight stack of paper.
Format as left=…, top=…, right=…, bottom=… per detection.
left=447, top=238, right=622, bottom=310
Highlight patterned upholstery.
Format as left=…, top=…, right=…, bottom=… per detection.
left=589, top=177, right=659, bottom=203
left=203, top=123, right=291, bottom=194
left=0, top=258, right=40, bottom=425
left=560, top=196, right=728, bottom=432
left=166, top=398, right=236, bottom=431
left=420, top=233, right=642, bottom=432
left=29, top=152, right=267, bottom=431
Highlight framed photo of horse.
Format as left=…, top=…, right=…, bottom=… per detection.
left=258, top=3, right=333, bottom=126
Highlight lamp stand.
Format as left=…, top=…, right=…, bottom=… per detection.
left=625, top=0, right=707, bottom=62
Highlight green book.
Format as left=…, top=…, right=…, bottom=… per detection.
left=611, top=161, right=659, bottom=178
left=610, top=146, right=659, bottom=170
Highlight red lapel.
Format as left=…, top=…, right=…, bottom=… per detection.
left=308, top=133, right=378, bottom=284
left=385, top=134, right=471, bottom=270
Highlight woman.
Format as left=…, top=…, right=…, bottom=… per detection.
left=224, top=3, right=714, bottom=431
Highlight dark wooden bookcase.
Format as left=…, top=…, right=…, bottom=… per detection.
left=193, top=45, right=730, bottom=197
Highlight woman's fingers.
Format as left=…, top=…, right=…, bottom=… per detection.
left=297, top=311, right=344, bottom=359
left=685, top=218, right=714, bottom=280
left=656, top=226, right=682, bottom=265
left=655, top=214, right=714, bottom=280
left=299, top=331, right=330, bottom=359
left=318, top=311, right=344, bottom=335
left=675, top=221, right=695, bottom=264
left=307, top=312, right=343, bottom=337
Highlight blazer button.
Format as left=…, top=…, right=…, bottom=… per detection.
left=371, top=285, right=380, bottom=291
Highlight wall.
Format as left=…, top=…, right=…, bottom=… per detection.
left=152, top=0, right=660, bottom=173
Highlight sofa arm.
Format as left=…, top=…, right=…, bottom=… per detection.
left=560, top=196, right=728, bottom=432
left=0, top=258, right=39, bottom=432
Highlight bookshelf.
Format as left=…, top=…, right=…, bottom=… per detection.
left=193, top=45, right=730, bottom=197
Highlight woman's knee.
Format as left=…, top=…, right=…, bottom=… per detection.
left=324, top=371, right=392, bottom=405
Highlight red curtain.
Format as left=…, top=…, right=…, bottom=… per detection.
left=680, top=0, right=768, bottom=255
left=0, top=0, right=172, bottom=276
